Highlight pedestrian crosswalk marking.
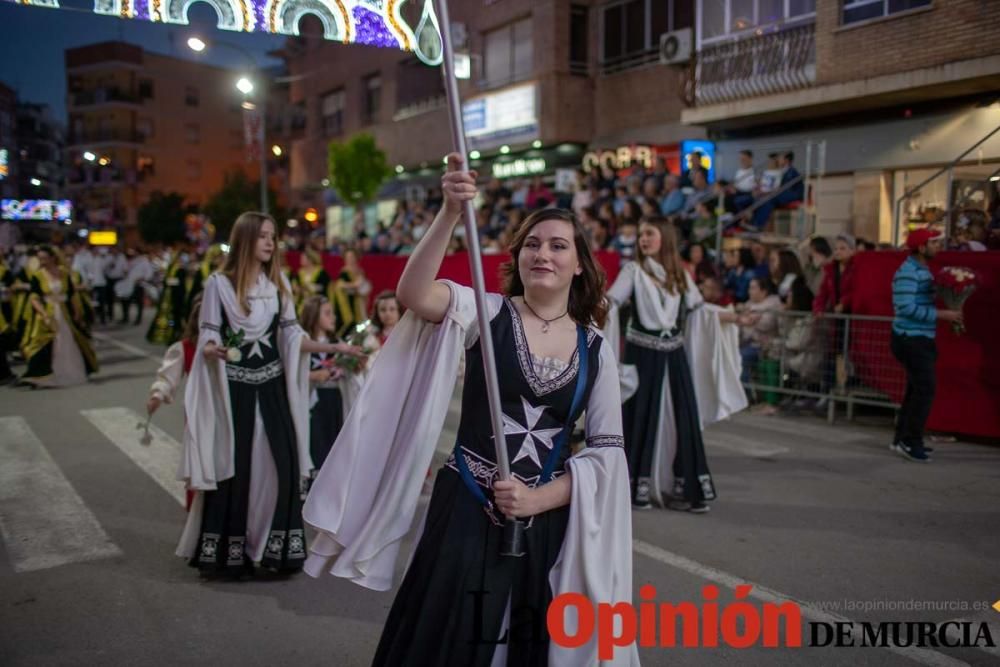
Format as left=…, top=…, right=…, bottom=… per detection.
left=80, top=407, right=185, bottom=507
left=0, top=416, right=122, bottom=573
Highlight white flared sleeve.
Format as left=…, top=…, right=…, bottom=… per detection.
left=605, top=261, right=636, bottom=308
left=549, top=337, right=639, bottom=666
left=601, top=299, right=638, bottom=404
left=303, top=279, right=480, bottom=591
left=150, top=341, right=185, bottom=404
left=685, top=302, right=747, bottom=426
left=278, top=278, right=313, bottom=476
left=179, top=274, right=234, bottom=491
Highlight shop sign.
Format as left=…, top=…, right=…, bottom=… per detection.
left=492, top=158, right=546, bottom=179
left=463, top=83, right=537, bottom=143
left=88, top=230, right=118, bottom=246
left=1, top=199, right=73, bottom=221
left=680, top=139, right=716, bottom=183
left=583, top=145, right=656, bottom=171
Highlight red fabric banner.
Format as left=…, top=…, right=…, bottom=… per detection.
left=285, top=250, right=622, bottom=305
left=850, top=251, right=1000, bottom=438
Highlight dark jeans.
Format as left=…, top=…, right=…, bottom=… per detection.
left=120, top=285, right=143, bottom=324
left=103, top=280, right=118, bottom=322
left=890, top=332, right=937, bottom=452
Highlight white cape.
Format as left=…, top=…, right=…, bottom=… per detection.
left=304, top=280, right=639, bottom=666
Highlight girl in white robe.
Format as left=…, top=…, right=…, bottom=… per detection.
left=176, top=212, right=360, bottom=577
left=303, top=156, right=638, bottom=666
left=605, top=217, right=746, bottom=512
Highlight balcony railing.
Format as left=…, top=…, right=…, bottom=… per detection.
left=67, top=130, right=145, bottom=146
left=689, top=23, right=815, bottom=106
left=71, top=88, right=142, bottom=107
left=599, top=47, right=660, bottom=76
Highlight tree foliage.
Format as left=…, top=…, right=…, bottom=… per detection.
left=327, top=133, right=391, bottom=208
left=137, top=191, right=188, bottom=245
left=202, top=170, right=282, bottom=241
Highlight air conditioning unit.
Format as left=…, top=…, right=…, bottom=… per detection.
left=659, top=28, right=693, bottom=66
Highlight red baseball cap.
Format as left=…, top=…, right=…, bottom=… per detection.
left=906, top=228, right=944, bottom=250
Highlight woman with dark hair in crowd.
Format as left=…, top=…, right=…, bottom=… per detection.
left=371, top=290, right=402, bottom=345
left=723, top=244, right=757, bottom=303
left=737, top=276, right=783, bottom=413
left=805, top=235, right=833, bottom=294
left=621, top=199, right=642, bottom=226
left=304, top=154, right=636, bottom=665
left=812, top=234, right=856, bottom=409
left=606, top=217, right=745, bottom=512
left=780, top=277, right=823, bottom=405
left=769, top=247, right=805, bottom=300
left=683, top=242, right=718, bottom=283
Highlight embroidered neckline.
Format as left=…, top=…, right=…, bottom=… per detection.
left=504, top=298, right=595, bottom=396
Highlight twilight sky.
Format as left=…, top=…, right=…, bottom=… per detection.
left=0, top=0, right=286, bottom=123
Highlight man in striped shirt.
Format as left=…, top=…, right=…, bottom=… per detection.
left=889, top=228, right=962, bottom=463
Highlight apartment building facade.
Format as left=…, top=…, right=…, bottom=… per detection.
left=64, top=41, right=258, bottom=233
left=680, top=0, right=1000, bottom=243
left=282, top=0, right=708, bottom=235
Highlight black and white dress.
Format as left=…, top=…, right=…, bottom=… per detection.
left=607, top=259, right=718, bottom=507
left=177, top=272, right=312, bottom=575
left=304, top=281, right=638, bottom=666
left=308, top=339, right=345, bottom=471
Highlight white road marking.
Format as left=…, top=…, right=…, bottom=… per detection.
left=92, top=331, right=162, bottom=363
left=0, top=416, right=122, bottom=572
left=80, top=407, right=185, bottom=507
left=633, top=539, right=970, bottom=667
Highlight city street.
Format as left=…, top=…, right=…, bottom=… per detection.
left=1, top=317, right=997, bottom=667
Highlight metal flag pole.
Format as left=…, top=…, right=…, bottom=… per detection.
left=434, top=0, right=525, bottom=557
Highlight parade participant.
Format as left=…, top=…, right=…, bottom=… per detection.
left=147, top=295, right=203, bottom=510
left=184, top=244, right=225, bottom=319
left=0, top=254, right=16, bottom=384
left=175, top=212, right=362, bottom=577
left=370, top=290, right=402, bottom=345
left=304, top=155, right=637, bottom=666
left=605, top=217, right=745, bottom=511
left=147, top=245, right=189, bottom=345
left=116, top=249, right=154, bottom=326
left=331, top=248, right=370, bottom=337
left=294, top=248, right=332, bottom=312
left=20, top=245, right=98, bottom=387
left=299, top=295, right=354, bottom=473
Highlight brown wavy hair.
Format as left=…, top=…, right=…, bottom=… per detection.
left=636, top=216, right=687, bottom=296
left=371, top=290, right=404, bottom=332
left=222, top=212, right=290, bottom=314
left=501, top=208, right=608, bottom=328
left=300, top=295, right=331, bottom=339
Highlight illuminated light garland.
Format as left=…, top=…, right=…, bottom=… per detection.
left=4, top=0, right=442, bottom=64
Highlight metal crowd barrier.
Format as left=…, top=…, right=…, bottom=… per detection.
left=739, top=309, right=904, bottom=423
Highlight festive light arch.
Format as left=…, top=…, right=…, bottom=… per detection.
left=5, top=0, right=443, bottom=65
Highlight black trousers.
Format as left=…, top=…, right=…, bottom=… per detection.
left=890, top=332, right=937, bottom=451
left=120, top=285, right=143, bottom=324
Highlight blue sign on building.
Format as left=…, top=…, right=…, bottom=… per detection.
left=681, top=139, right=716, bottom=183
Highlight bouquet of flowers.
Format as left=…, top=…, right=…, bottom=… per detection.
left=327, top=320, right=375, bottom=374
left=935, top=266, right=977, bottom=334
left=223, top=326, right=246, bottom=362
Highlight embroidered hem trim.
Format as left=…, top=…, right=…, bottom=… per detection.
left=586, top=434, right=625, bottom=448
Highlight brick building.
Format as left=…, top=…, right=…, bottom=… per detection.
left=681, top=0, right=1000, bottom=243
left=282, top=0, right=707, bottom=238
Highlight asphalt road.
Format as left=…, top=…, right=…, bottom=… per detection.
left=1, top=316, right=998, bottom=667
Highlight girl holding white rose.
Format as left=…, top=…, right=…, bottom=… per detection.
left=176, top=212, right=362, bottom=578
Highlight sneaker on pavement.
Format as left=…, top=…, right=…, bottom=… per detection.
left=892, top=442, right=931, bottom=463
left=689, top=502, right=710, bottom=514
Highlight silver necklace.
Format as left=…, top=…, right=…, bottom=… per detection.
left=521, top=298, right=568, bottom=334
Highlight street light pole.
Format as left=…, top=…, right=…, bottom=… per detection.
left=190, top=37, right=269, bottom=215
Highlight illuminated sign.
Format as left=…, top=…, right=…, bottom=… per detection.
left=492, top=158, right=546, bottom=179
left=463, top=83, right=537, bottom=147
left=88, top=230, right=118, bottom=246
left=681, top=139, right=716, bottom=183
left=1, top=199, right=73, bottom=221
left=583, top=145, right=656, bottom=172
left=6, top=0, right=444, bottom=65
left=0, top=149, right=7, bottom=180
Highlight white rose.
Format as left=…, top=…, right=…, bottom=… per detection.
left=226, top=347, right=243, bottom=363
